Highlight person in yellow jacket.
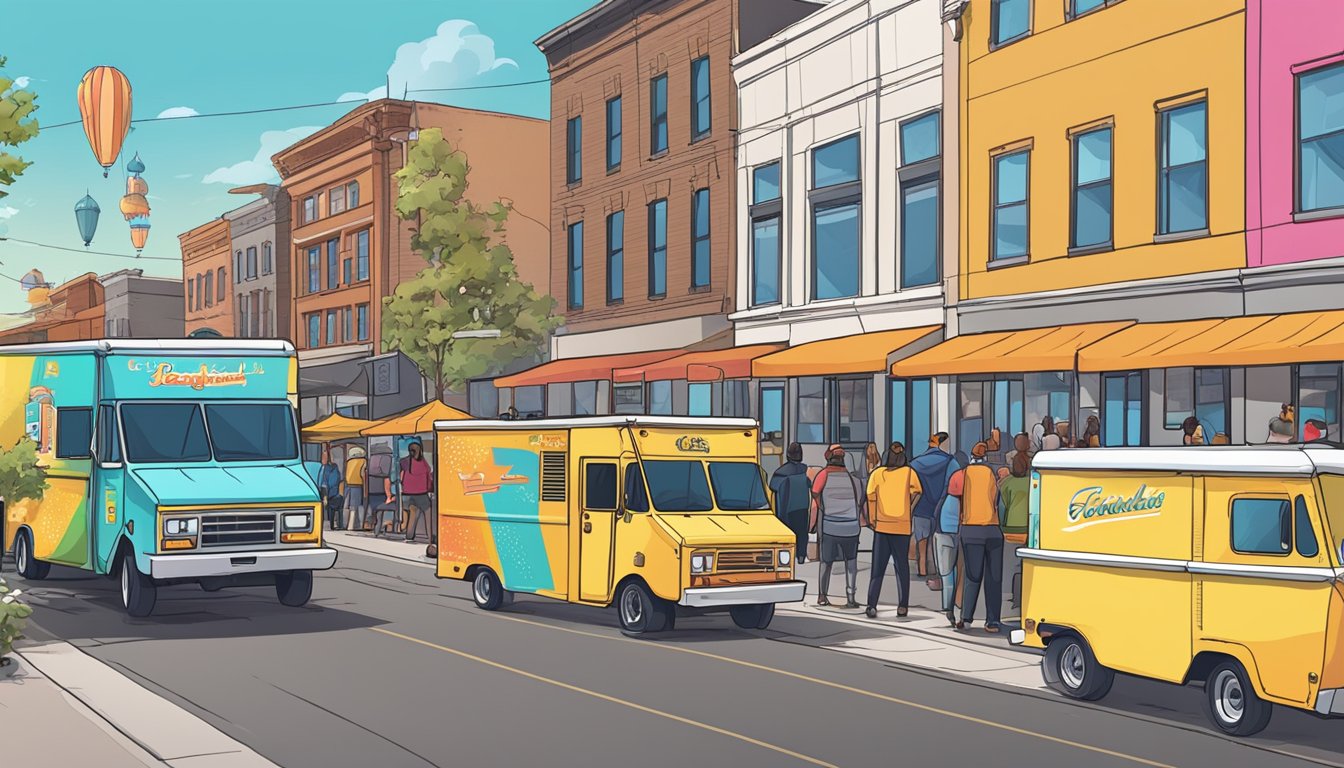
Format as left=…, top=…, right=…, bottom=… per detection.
left=947, top=441, right=1004, bottom=633
left=864, top=443, right=922, bottom=619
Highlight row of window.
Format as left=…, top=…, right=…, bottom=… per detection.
left=748, top=111, right=942, bottom=307
left=237, top=288, right=275, bottom=338
left=305, top=230, right=370, bottom=295
left=566, top=189, right=711, bottom=309
left=187, top=270, right=227, bottom=313
left=234, top=242, right=274, bottom=283
left=989, top=98, right=1208, bottom=262
left=301, top=180, right=361, bottom=225
left=990, top=0, right=1124, bottom=48
left=566, top=56, right=712, bottom=184
left=304, top=304, right=370, bottom=348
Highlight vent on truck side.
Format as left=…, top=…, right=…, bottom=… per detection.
left=541, top=452, right=567, bottom=502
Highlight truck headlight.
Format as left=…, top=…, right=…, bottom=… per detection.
left=282, top=513, right=312, bottom=532
left=690, top=552, right=715, bottom=574
left=778, top=549, right=791, bottom=567
left=163, top=517, right=198, bottom=537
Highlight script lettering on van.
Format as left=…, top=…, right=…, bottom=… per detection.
left=676, top=435, right=710, bottom=453
left=1064, top=485, right=1165, bottom=532
left=146, top=362, right=256, bottom=390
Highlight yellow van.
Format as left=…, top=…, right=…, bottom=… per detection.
left=433, top=416, right=805, bottom=633
left=1012, top=446, right=1344, bottom=736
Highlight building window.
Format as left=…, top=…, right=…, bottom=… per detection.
left=238, top=293, right=250, bottom=337
left=760, top=385, right=784, bottom=436
left=567, top=220, right=584, bottom=310
left=217, top=269, right=226, bottom=302
left=899, top=111, right=941, bottom=289
left=573, top=381, right=598, bottom=416
left=262, top=242, right=273, bottom=274
left=648, top=199, right=667, bottom=297
left=343, top=255, right=352, bottom=285
left=606, top=211, right=624, bottom=304
left=259, top=292, right=269, bottom=338
left=204, top=270, right=214, bottom=307
left=750, top=162, right=783, bottom=307
left=1298, top=363, right=1341, bottom=442
left=329, top=184, right=347, bottom=215
left=343, top=306, right=353, bottom=342
left=1158, top=100, right=1208, bottom=235
left=613, top=383, right=643, bottom=415
left=234, top=250, right=243, bottom=283
left=307, top=313, right=319, bottom=348
left=648, top=380, right=672, bottom=415
left=348, top=181, right=360, bottom=208
left=691, top=188, right=710, bottom=289
left=303, top=195, right=317, bottom=224
left=1164, top=367, right=1229, bottom=442
left=992, top=149, right=1030, bottom=261
left=326, top=238, right=339, bottom=290
left=357, top=304, right=369, bottom=341
left=889, top=378, right=933, bottom=451
left=810, top=135, right=861, bottom=300
left=307, top=247, right=320, bottom=294
left=355, top=230, right=369, bottom=281
left=186, top=279, right=194, bottom=314
left=1071, top=126, right=1114, bottom=251
left=325, top=309, right=337, bottom=346
left=691, top=56, right=711, bottom=141
left=797, top=377, right=826, bottom=443
left=1298, top=63, right=1344, bottom=214
left=246, top=246, right=258, bottom=279
left=689, top=382, right=713, bottom=417
left=1069, top=0, right=1107, bottom=18
left=1103, top=371, right=1144, bottom=447
left=606, top=96, right=622, bottom=171
left=991, top=0, right=1030, bottom=47
left=833, top=378, right=871, bottom=443
left=566, top=116, right=582, bottom=185
left=650, top=74, right=668, bottom=156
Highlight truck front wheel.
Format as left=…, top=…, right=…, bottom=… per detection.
left=120, top=551, right=157, bottom=617
left=1043, top=633, right=1113, bottom=701
left=1203, top=660, right=1273, bottom=737
left=729, top=603, right=775, bottom=630
left=275, top=570, right=314, bottom=607
left=15, top=530, right=50, bottom=580
left=617, top=581, right=670, bottom=634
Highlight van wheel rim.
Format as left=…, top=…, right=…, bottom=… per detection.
left=1213, top=670, right=1244, bottom=724
left=16, top=537, right=27, bottom=574
left=473, top=573, right=491, bottom=604
left=121, top=564, right=131, bottom=607
left=620, top=588, right=643, bottom=627
left=1060, top=643, right=1086, bottom=689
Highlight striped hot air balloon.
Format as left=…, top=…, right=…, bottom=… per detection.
left=76, top=66, right=133, bottom=177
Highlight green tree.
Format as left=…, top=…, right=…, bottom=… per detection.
left=385, top=127, right=560, bottom=400
left=0, top=57, right=39, bottom=199
left=0, top=437, right=47, bottom=508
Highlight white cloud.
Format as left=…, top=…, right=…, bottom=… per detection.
left=0, top=206, right=19, bottom=220
left=202, top=126, right=322, bottom=185
left=338, top=20, right=518, bottom=103
left=12, top=76, right=29, bottom=89
left=156, top=106, right=199, bottom=119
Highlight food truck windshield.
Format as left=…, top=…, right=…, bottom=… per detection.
left=631, top=459, right=771, bottom=513
left=120, top=401, right=298, bottom=464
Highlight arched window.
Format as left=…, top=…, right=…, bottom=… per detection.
left=262, top=241, right=273, bottom=275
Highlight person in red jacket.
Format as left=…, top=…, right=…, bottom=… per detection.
left=401, top=439, right=435, bottom=545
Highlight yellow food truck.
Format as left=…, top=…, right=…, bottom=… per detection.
left=1012, top=446, right=1344, bottom=736
left=433, top=416, right=804, bottom=633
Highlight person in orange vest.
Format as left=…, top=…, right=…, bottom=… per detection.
left=946, top=441, right=1004, bottom=633
left=864, top=443, right=922, bottom=619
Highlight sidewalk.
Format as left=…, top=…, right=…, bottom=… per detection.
left=326, top=529, right=435, bottom=566
left=3, top=641, right=279, bottom=767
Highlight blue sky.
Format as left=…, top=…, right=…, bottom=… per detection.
left=0, top=0, right=595, bottom=313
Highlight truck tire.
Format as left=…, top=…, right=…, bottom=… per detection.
left=15, top=530, right=50, bottom=580
left=617, top=580, right=670, bottom=634
left=471, top=567, right=506, bottom=611
left=1203, top=660, right=1273, bottom=737
left=1042, top=633, right=1113, bottom=701
left=729, top=603, right=775, bottom=630
left=120, top=551, right=157, bottom=617
left=275, top=570, right=314, bottom=607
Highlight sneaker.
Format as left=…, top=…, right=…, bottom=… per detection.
left=945, top=609, right=956, bottom=627
left=817, top=595, right=831, bottom=607
left=984, top=623, right=1001, bottom=634
left=954, top=620, right=967, bottom=631
left=865, top=607, right=878, bottom=619
left=844, top=599, right=861, bottom=609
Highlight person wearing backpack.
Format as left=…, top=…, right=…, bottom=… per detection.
left=769, top=442, right=812, bottom=564
left=810, top=445, right=868, bottom=609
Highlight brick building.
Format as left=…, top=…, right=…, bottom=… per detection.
left=178, top=217, right=233, bottom=336
left=0, top=272, right=105, bottom=343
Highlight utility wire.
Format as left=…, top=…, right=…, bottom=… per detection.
left=1, top=236, right=179, bottom=262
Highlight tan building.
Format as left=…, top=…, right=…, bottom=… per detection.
left=271, top=98, right=549, bottom=420
left=178, top=217, right=233, bottom=337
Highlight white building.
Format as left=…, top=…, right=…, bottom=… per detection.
left=733, top=0, right=949, bottom=463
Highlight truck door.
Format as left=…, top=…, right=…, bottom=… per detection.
left=93, top=403, right=126, bottom=574
left=578, top=459, right=619, bottom=602
left=37, top=405, right=95, bottom=569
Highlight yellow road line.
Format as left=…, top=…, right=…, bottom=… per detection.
left=369, top=626, right=837, bottom=768
left=478, top=612, right=1178, bottom=768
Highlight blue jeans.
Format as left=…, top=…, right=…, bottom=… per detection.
left=933, top=532, right=959, bottom=613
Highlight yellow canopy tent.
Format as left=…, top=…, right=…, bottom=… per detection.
left=301, top=413, right=377, bottom=443
left=362, top=401, right=470, bottom=436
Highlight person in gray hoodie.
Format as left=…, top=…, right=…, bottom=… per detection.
left=810, top=445, right=867, bottom=608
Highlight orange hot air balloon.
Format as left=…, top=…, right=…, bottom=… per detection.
left=76, top=66, right=133, bottom=177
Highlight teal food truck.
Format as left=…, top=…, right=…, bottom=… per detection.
left=1, top=340, right=336, bottom=616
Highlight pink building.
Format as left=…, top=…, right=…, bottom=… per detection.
left=1247, top=0, right=1344, bottom=294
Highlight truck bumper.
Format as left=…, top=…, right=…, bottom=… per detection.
left=679, top=580, right=806, bottom=608
left=1315, top=688, right=1344, bottom=716
left=147, top=548, right=338, bottom=580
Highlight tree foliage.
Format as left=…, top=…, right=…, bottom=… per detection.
left=385, top=127, right=559, bottom=398
left=0, top=436, right=47, bottom=507
left=0, top=57, right=39, bottom=199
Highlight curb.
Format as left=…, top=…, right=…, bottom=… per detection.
left=16, top=641, right=280, bottom=767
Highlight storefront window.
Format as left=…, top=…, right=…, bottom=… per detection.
left=1299, top=364, right=1341, bottom=442
left=513, top=386, right=544, bottom=418
left=760, top=385, right=784, bottom=436
left=834, top=379, right=871, bottom=443
left=689, top=383, right=713, bottom=416
left=797, top=377, right=826, bottom=443
left=1164, top=367, right=1229, bottom=441
left=573, top=381, right=598, bottom=416
left=1103, top=371, right=1143, bottom=446
left=1024, top=372, right=1072, bottom=433
left=649, top=380, right=673, bottom=415
left=614, top=383, right=643, bottom=415
left=958, top=381, right=986, bottom=452
left=723, top=381, right=750, bottom=418
left=889, top=379, right=932, bottom=451
left=548, top=383, right=574, bottom=417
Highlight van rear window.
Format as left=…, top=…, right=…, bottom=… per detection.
left=1318, top=475, right=1344, bottom=563
left=1229, top=498, right=1291, bottom=555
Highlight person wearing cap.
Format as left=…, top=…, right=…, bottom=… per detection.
left=864, top=443, right=921, bottom=618
left=911, top=432, right=958, bottom=589
left=1268, top=404, right=1295, bottom=443
left=343, top=446, right=368, bottom=532
left=400, top=439, right=435, bottom=544
left=947, top=441, right=1004, bottom=633
left=810, top=444, right=867, bottom=608
left=769, top=442, right=812, bottom=563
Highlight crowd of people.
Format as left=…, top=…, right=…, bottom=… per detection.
left=314, top=440, right=438, bottom=557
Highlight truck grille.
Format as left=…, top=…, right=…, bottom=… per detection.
left=200, top=511, right=278, bottom=548
left=715, top=549, right=774, bottom=573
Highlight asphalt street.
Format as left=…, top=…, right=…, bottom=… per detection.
left=7, top=547, right=1344, bottom=768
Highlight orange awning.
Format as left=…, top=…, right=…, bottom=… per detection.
left=752, top=326, right=941, bottom=378
left=1078, top=310, right=1344, bottom=371
left=494, top=349, right=683, bottom=389
left=301, top=413, right=377, bottom=442
left=362, top=400, right=470, bottom=436
left=892, top=322, right=1133, bottom=377
left=613, top=344, right=785, bottom=383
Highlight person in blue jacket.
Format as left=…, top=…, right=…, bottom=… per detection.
left=911, top=433, right=959, bottom=588
left=769, top=442, right=813, bottom=563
